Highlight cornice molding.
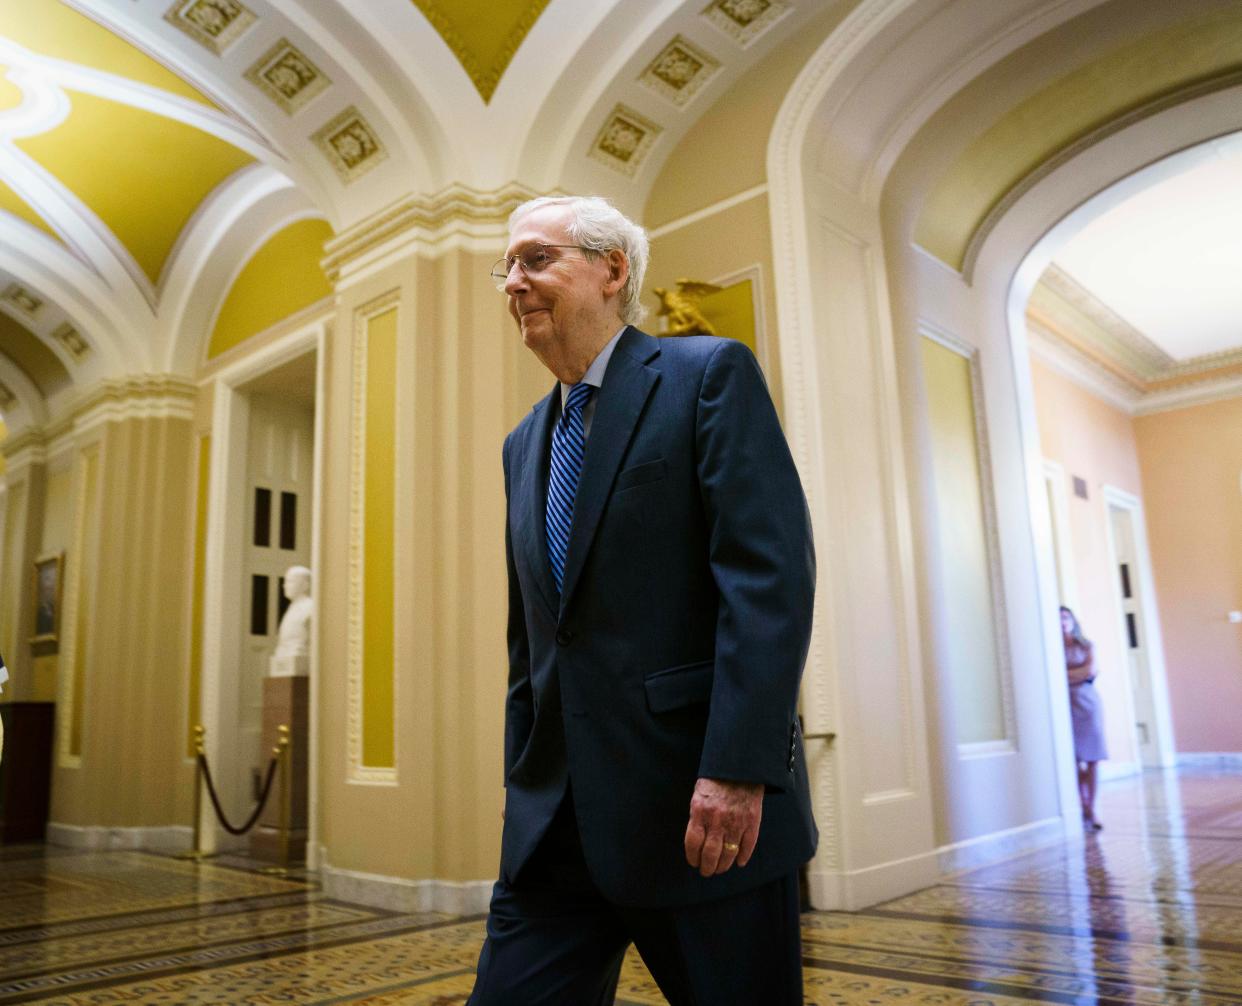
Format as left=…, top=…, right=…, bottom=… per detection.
left=1026, top=315, right=1140, bottom=414
left=5, top=374, right=196, bottom=458
left=1, top=432, right=48, bottom=470
left=322, top=182, right=541, bottom=283
left=1038, top=265, right=1171, bottom=376
left=1030, top=263, right=1242, bottom=409
left=1027, top=309, right=1242, bottom=416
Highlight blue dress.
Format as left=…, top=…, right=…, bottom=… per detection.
left=1066, top=642, right=1108, bottom=762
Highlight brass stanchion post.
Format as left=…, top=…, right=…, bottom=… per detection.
left=178, top=725, right=207, bottom=860
left=279, top=725, right=292, bottom=871
left=263, top=725, right=291, bottom=875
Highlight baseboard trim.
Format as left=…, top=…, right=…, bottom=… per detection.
left=807, top=849, right=939, bottom=911
left=807, top=816, right=1069, bottom=911
left=1178, top=751, right=1242, bottom=770
left=47, top=823, right=192, bottom=853
left=321, top=860, right=492, bottom=916
left=936, top=816, right=1065, bottom=878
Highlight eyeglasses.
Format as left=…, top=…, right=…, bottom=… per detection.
left=490, top=244, right=596, bottom=290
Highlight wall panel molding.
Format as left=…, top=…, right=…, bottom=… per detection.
left=346, top=291, right=401, bottom=785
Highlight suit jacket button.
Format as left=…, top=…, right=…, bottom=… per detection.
left=556, top=628, right=574, bottom=646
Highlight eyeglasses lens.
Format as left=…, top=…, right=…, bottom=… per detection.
left=490, top=245, right=557, bottom=281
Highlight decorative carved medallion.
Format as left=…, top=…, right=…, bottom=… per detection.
left=701, top=0, right=790, bottom=46
left=0, top=380, right=15, bottom=410
left=640, top=36, right=720, bottom=107
left=164, top=0, right=256, bottom=55
left=312, top=107, right=388, bottom=184
left=588, top=106, right=662, bottom=177
left=52, top=323, right=90, bottom=360
left=245, top=39, right=331, bottom=115
left=1, top=283, right=41, bottom=317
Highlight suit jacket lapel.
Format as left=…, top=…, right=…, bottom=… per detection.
left=559, top=328, right=661, bottom=609
left=515, top=386, right=561, bottom=617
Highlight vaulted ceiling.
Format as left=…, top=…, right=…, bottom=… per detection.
left=0, top=0, right=827, bottom=434
left=4, top=0, right=1242, bottom=436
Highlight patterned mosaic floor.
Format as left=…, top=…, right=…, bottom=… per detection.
left=3, top=766, right=1241, bottom=1003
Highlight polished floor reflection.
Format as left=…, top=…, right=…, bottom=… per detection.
left=2, top=766, right=1240, bottom=1003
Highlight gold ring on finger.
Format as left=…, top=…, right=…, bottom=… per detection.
left=723, top=841, right=740, bottom=852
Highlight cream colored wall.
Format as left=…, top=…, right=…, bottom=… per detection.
left=317, top=245, right=548, bottom=886
left=49, top=415, right=197, bottom=828
left=1029, top=356, right=1143, bottom=769
left=1133, top=396, right=1242, bottom=753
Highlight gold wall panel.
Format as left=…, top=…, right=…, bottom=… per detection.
left=921, top=336, right=1007, bottom=746
left=349, top=301, right=399, bottom=779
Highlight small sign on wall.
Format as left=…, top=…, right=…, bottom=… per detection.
left=1073, top=476, right=1089, bottom=500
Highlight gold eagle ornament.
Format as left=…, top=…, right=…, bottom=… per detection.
left=654, top=278, right=722, bottom=337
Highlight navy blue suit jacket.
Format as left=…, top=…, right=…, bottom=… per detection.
left=500, top=327, right=816, bottom=909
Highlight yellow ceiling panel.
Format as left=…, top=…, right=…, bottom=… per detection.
left=0, top=66, right=21, bottom=110
left=0, top=2, right=217, bottom=108
left=16, top=90, right=253, bottom=285
left=0, top=178, right=61, bottom=242
left=0, top=313, right=71, bottom=398
left=208, top=218, right=334, bottom=360
left=412, top=0, right=551, bottom=102
left=916, top=8, right=1242, bottom=271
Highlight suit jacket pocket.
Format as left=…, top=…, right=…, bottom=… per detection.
left=644, top=659, right=713, bottom=713
left=615, top=458, right=666, bottom=493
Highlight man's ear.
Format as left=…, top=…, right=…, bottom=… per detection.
left=603, top=249, right=629, bottom=297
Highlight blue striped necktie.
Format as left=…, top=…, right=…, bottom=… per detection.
left=547, top=381, right=594, bottom=593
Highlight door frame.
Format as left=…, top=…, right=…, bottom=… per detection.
left=1041, top=459, right=1080, bottom=615
left=1101, top=485, right=1177, bottom=768
left=199, top=319, right=328, bottom=859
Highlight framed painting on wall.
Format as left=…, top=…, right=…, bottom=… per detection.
left=31, top=553, right=64, bottom=652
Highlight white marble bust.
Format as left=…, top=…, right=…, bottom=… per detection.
left=271, top=566, right=312, bottom=676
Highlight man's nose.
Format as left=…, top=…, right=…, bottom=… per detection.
left=503, top=260, right=528, bottom=296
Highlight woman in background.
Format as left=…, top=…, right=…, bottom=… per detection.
left=1061, top=606, right=1107, bottom=830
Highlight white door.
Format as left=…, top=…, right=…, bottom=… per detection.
left=235, top=393, right=313, bottom=820
left=1108, top=503, right=1159, bottom=768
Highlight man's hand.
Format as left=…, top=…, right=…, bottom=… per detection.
left=684, top=777, right=763, bottom=877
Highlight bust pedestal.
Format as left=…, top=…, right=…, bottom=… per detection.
left=268, top=654, right=309, bottom=678
left=249, top=676, right=308, bottom=864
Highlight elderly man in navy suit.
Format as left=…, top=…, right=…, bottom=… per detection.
left=468, top=195, right=816, bottom=1005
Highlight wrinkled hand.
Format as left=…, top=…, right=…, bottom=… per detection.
left=684, top=777, right=763, bottom=877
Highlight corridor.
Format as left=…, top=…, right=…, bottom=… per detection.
left=1, top=765, right=1239, bottom=1004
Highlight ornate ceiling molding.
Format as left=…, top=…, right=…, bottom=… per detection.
left=320, top=182, right=539, bottom=284
left=1027, top=270, right=1242, bottom=416
left=1032, top=264, right=1242, bottom=385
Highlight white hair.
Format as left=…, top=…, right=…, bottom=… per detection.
left=508, top=195, right=650, bottom=325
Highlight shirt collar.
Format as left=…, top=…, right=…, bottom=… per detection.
left=560, top=325, right=627, bottom=407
